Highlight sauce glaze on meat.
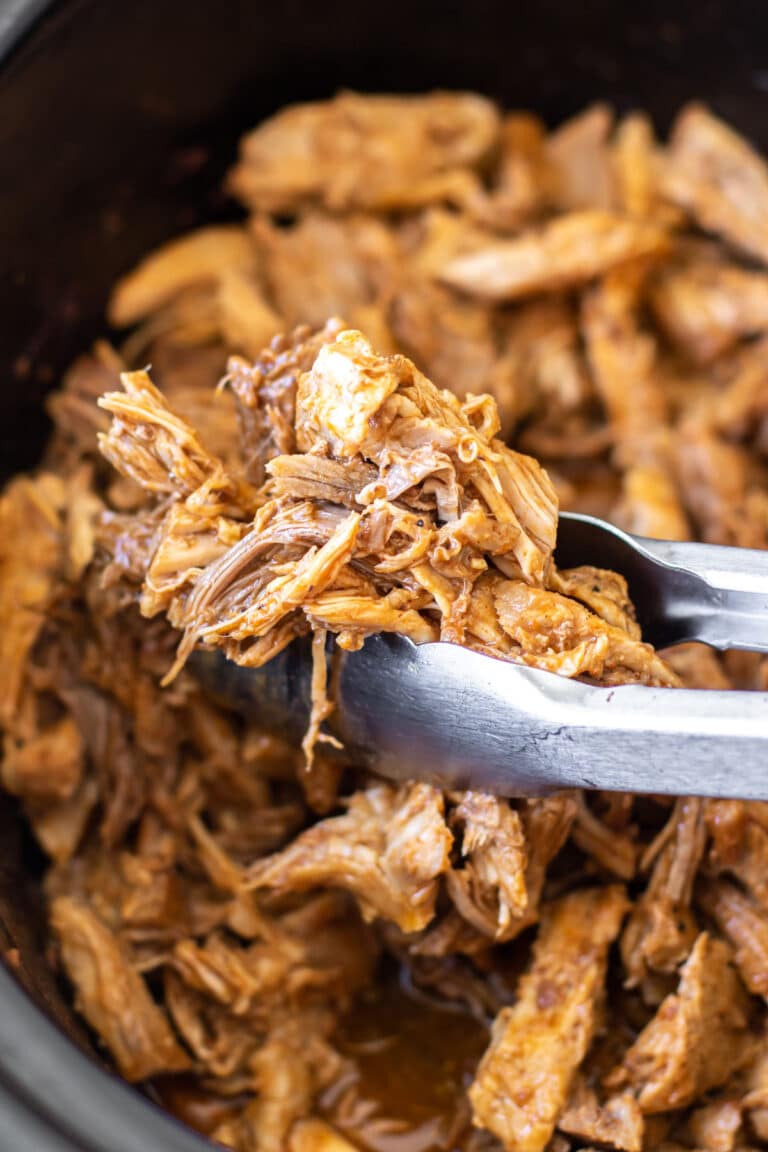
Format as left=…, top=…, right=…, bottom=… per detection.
left=3, top=93, right=768, bottom=1152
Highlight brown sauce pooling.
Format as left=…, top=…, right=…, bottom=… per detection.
left=154, top=978, right=488, bottom=1150
left=152, top=1075, right=250, bottom=1137
left=323, top=979, right=489, bottom=1152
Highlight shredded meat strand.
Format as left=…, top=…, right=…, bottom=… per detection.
left=3, top=92, right=768, bottom=1152
left=468, top=886, right=627, bottom=1152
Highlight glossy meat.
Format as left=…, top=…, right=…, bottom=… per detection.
left=3, top=91, right=768, bottom=1152
left=468, top=886, right=627, bottom=1152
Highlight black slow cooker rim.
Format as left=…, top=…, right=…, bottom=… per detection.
left=6, top=1, right=768, bottom=1149
left=0, top=13, right=208, bottom=1152
left=0, top=0, right=49, bottom=58
left=0, top=964, right=211, bottom=1152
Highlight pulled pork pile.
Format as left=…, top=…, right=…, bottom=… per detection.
left=4, top=92, right=768, bottom=1152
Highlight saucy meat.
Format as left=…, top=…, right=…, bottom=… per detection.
left=3, top=91, right=768, bottom=1152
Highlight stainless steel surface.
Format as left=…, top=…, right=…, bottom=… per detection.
left=194, top=635, right=768, bottom=800
left=557, top=512, right=768, bottom=651
left=193, top=513, right=768, bottom=799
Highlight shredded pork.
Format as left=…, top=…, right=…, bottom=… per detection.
left=3, top=91, right=768, bottom=1152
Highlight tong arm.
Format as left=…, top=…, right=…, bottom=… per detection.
left=557, top=513, right=768, bottom=652
left=193, top=637, right=768, bottom=799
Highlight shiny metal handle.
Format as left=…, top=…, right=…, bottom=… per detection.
left=636, top=536, right=768, bottom=652
left=558, top=514, right=768, bottom=652
left=334, top=637, right=768, bottom=798
left=192, top=643, right=312, bottom=737
left=194, top=638, right=768, bottom=800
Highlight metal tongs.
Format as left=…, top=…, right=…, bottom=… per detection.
left=194, top=513, right=768, bottom=800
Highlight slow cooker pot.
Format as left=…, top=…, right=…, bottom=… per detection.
left=2, top=1, right=768, bottom=1147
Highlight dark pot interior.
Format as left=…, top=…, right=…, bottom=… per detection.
left=1, top=0, right=768, bottom=1147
